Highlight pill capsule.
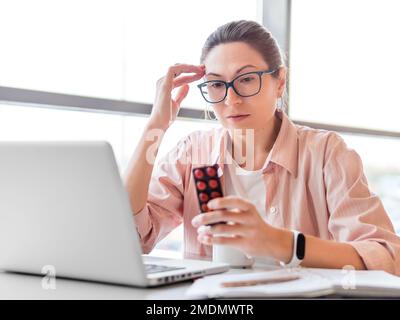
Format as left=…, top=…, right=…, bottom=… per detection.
left=206, top=166, right=217, bottom=177
left=194, top=169, right=204, bottom=179
left=196, top=181, right=207, bottom=191
left=208, top=179, right=218, bottom=189
left=199, top=192, right=209, bottom=202
left=210, top=191, right=221, bottom=198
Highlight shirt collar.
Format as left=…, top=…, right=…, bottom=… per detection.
left=268, top=109, right=299, bottom=178
left=211, top=108, right=299, bottom=178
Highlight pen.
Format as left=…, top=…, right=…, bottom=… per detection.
left=220, top=273, right=300, bottom=288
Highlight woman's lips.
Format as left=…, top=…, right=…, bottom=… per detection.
left=226, top=114, right=250, bottom=122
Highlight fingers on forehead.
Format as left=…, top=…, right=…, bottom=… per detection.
left=169, top=64, right=203, bottom=74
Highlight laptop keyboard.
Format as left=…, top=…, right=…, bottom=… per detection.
left=144, top=263, right=185, bottom=274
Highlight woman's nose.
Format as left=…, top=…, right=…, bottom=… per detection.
left=224, top=86, right=242, bottom=106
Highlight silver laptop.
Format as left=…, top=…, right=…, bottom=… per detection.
left=0, top=141, right=229, bottom=287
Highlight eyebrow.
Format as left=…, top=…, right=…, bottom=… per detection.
left=205, top=64, right=257, bottom=77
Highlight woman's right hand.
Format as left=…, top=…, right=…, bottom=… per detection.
left=148, top=63, right=205, bottom=130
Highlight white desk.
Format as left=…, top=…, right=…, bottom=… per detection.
left=0, top=263, right=278, bottom=300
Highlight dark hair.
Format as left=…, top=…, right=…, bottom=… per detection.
left=200, top=20, right=287, bottom=112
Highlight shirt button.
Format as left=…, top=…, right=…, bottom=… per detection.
left=269, top=206, right=277, bottom=214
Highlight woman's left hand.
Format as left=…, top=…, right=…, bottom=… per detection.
left=191, top=196, right=288, bottom=259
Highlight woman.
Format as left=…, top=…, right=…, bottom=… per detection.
left=124, top=20, right=400, bottom=275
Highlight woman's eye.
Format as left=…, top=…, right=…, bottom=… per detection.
left=240, top=76, right=255, bottom=83
left=210, top=82, right=224, bottom=89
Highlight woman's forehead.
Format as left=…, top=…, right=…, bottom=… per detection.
left=204, top=42, right=268, bottom=74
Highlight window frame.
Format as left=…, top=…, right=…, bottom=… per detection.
left=1, top=1, right=399, bottom=138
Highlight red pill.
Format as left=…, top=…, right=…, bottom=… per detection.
left=196, top=181, right=207, bottom=191
left=199, top=192, right=209, bottom=202
left=206, top=167, right=217, bottom=177
left=210, top=191, right=221, bottom=198
left=194, top=169, right=204, bottom=179
left=201, top=204, right=209, bottom=212
left=208, top=179, right=218, bottom=189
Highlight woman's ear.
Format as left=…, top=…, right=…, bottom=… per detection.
left=276, top=67, right=287, bottom=97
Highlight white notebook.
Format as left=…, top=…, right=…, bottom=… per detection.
left=185, top=268, right=400, bottom=299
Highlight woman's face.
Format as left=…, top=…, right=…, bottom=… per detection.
left=202, top=41, right=286, bottom=130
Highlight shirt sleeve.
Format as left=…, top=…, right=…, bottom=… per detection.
left=323, top=132, right=400, bottom=275
left=133, top=135, right=191, bottom=254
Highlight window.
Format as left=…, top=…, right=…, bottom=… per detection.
left=0, top=0, right=125, bottom=99
left=3, top=0, right=398, bottom=259
left=124, top=0, right=259, bottom=110
left=0, top=104, right=126, bottom=166
left=0, top=0, right=258, bottom=109
left=290, top=0, right=400, bottom=232
left=290, top=0, right=400, bottom=132
left=0, top=0, right=259, bottom=256
left=0, top=103, right=220, bottom=256
left=341, top=133, right=400, bottom=233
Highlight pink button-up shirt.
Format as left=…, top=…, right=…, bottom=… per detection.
left=133, top=109, right=400, bottom=275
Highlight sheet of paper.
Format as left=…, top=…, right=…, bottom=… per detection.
left=186, top=267, right=400, bottom=299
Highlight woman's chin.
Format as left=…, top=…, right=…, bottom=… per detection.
left=223, top=116, right=254, bottom=129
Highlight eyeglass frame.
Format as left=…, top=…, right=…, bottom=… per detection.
left=197, top=68, right=279, bottom=104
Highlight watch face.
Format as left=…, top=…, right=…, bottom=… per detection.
left=296, top=233, right=306, bottom=260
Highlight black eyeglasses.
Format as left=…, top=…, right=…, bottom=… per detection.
left=197, top=68, right=278, bottom=104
